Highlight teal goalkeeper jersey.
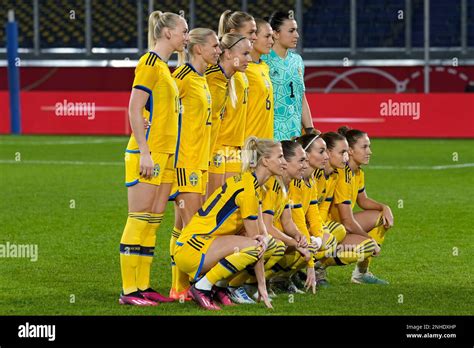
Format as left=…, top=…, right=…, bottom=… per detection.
left=262, top=49, right=306, bottom=141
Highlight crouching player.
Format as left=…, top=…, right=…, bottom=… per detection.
left=174, top=137, right=285, bottom=310
left=328, top=126, right=394, bottom=284
left=261, top=141, right=317, bottom=294
left=290, top=133, right=340, bottom=288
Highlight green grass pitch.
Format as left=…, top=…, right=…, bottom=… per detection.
left=0, top=135, right=472, bottom=316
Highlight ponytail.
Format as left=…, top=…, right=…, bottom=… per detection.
left=218, top=10, right=255, bottom=38
left=337, top=126, right=366, bottom=148
left=219, top=33, right=248, bottom=108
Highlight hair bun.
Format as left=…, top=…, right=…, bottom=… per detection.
left=337, top=126, right=352, bottom=136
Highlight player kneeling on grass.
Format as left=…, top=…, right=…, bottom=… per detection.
left=260, top=141, right=318, bottom=295
left=327, top=126, right=394, bottom=285
left=173, top=137, right=285, bottom=310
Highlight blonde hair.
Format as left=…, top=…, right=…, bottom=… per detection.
left=148, top=11, right=185, bottom=65
left=241, top=136, right=286, bottom=197
left=219, top=33, right=248, bottom=108
left=241, top=136, right=277, bottom=172
left=218, top=10, right=255, bottom=38
left=186, top=28, right=217, bottom=62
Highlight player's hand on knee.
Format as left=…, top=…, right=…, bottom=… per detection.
left=382, top=205, right=394, bottom=228
left=139, top=152, right=154, bottom=179
left=253, top=235, right=267, bottom=258
left=372, top=241, right=381, bottom=256
left=296, top=233, right=308, bottom=248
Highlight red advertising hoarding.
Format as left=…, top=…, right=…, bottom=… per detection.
left=0, top=91, right=472, bottom=137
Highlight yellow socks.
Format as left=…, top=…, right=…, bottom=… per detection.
left=119, top=212, right=150, bottom=295
left=136, top=213, right=163, bottom=291
left=206, top=246, right=261, bottom=285
left=169, top=227, right=190, bottom=297
left=321, top=238, right=376, bottom=268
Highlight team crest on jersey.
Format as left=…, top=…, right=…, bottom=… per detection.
left=298, top=67, right=302, bottom=76
left=213, top=154, right=223, bottom=168
left=189, top=172, right=199, bottom=186
left=153, top=164, right=161, bottom=177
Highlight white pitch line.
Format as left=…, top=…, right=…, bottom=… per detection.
left=0, top=138, right=127, bottom=145
left=0, top=160, right=473, bottom=170
left=0, top=159, right=123, bottom=166
left=370, top=163, right=474, bottom=170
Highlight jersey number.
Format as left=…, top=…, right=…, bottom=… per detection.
left=242, top=88, right=248, bottom=104
left=265, top=95, right=271, bottom=110
left=206, top=108, right=211, bottom=125
left=289, top=81, right=295, bottom=98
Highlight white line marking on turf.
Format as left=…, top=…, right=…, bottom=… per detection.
left=1, top=160, right=473, bottom=170
left=0, top=159, right=122, bottom=166
left=0, top=139, right=126, bottom=145
left=370, top=163, right=474, bottom=170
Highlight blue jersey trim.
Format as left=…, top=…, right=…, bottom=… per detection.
left=133, top=84, right=153, bottom=141
left=263, top=210, right=275, bottom=216
left=186, top=63, right=203, bottom=76
left=174, top=99, right=182, bottom=167
left=176, top=241, right=184, bottom=246
left=125, top=179, right=139, bottom=187
left=342, top=200, right=352, bottom=205
left=168, top=190, right=179, bottom=201
left=194, top=253, right=206, bottom=280
left=245, top=215, right=258, bottom=220
left=125, top=149, right=140, bottom=154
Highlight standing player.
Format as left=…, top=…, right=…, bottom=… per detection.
left=329, top=126, right=394, bottom=284
left=206, top=33, right=252, bottom=197
left=244, top=18, right=274, bottom=140
left=174, top=137, right=285, bottom=310
left=119, top=11, right=188, bottom=306
left=168, top=28, right=221, bottom=300
left=262, top=11, right=316, bottom=141
left=208, top=10, right=257, bottom=189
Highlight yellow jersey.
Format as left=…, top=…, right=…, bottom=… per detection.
left=261, top=176, right=289, bottom=232
left=178, top=171, right=261, bottom=240
left=205, top=64, right=229, bottom=157
left=126, top=51, right=179, bottom=154
left=314, top=168, right=339, bottom=222
left=173, top=63, right=212, bottom=170
left=329, top=164, right=365, bottom=222
left=244, top=60, right=274, bottom=139
left=289, top=176, right=324, bottom=240
left=216, top=71, right=248, bottom=147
